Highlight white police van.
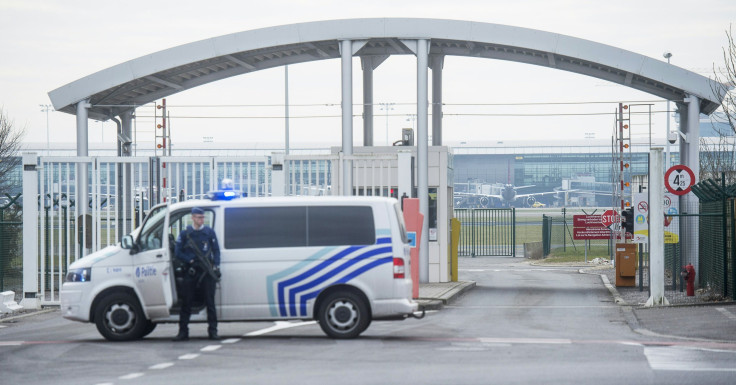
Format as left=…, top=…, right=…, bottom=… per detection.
left=60, top=193, right=422, bottom=341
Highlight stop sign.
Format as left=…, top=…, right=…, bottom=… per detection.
left=601, top=209, right=620, bottom=228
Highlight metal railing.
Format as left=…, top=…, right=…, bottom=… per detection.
left=454, top=208, right=515, bottom=257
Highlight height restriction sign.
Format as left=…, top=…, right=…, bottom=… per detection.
left=665, top=164, right=695, bottom=196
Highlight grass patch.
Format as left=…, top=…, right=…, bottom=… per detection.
left=538, top=246, right=611, bottom=264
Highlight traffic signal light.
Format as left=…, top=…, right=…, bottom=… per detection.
left=622, top=208, right=634, bottom=234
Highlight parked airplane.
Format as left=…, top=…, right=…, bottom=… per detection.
left=453, top=182, right=557, bottom=208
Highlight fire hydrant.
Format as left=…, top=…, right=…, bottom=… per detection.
left=681, top=263, right=696, bottom=296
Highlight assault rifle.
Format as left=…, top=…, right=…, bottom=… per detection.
left=185, top=234, right=220, bottom=284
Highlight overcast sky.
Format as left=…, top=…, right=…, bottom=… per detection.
left=0, top=0, right=733, bottom=151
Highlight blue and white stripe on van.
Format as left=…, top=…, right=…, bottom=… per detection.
left=266, top=229, right=393, bottom=317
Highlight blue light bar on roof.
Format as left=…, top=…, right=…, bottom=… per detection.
left=207, top=189, right=246, bottom=201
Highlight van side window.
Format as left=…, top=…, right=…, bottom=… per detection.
left=225, top=207, right=307, bottom=249
left=169, top=209, right=215, bottom=242
left=307, top=206, right=375, bottom=246
left=224, top=206, right=375, bottom=249
left=138, top=206, right=167, bottom=251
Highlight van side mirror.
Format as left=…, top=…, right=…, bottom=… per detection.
left=121, top=235, right=134, bottom=250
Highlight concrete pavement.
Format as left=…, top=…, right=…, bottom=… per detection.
left=416, top=281, right=476, bottom=311
left=415, top=265, right=736, bottom=344
left=4, top=269, right=733, bottom=344
left=597, top=272, right=736, bottom=343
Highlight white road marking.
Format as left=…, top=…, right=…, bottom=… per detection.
left=459, top=268, right=573, bottom=272
left=446, top=305, right=618, bottom=309
left=0, top=341, right=22, bottom=346
left=178, top=353, right=200, bottom=360
left=221, top=338, right=241, bottom=344
left=0, top=325, right=6, bottom=328
left=479, top=337, right=572, bottom=344
left=716, top=307, right=736, bottom=322
left=245, top=321, right=317, bottom=336
left=645, top=346, right=736, bottom=372
left=118, top=372, right=144, bottom=380
left=149, top=362, right=174, bottom=370
left=94, top=383, right=114, bottom=385
left=201, top=345, right=221, bottom=352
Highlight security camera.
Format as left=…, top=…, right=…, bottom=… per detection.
left=663, top=52, right=672, bottom=60
left=667, top=131, right=677, bottom=144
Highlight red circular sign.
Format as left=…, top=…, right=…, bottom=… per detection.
left=601, top=209, right=620, bottom=228
left=637, top=201, right=648, bottom=213
left=665, top=165, right=695, bottom=196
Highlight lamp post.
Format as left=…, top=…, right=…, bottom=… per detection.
left=663, top=52, right=673, bottom=169
left=39, top=104, right=53, bottom=156
left=379, top=103, right=395, bottom=145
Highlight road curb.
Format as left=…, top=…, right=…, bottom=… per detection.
left=598, top=273, right=627, bottom=305
left=0, top=308, right=57, bottom=323
left=592, top=271, right=736, bottom=343
left=416, top=281, right=476, bottom=311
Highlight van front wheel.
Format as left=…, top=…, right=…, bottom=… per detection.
left=94, top=292, right=147, bottom=341
left=317, top=292, right=369, bottom=339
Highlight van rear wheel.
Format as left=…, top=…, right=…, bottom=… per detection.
left=317, top=291, right=369, bottom=339
left=94, top=292, right=147, bottom=341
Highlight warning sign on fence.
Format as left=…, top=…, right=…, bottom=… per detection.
left=572, top=215, right=611, bottom=240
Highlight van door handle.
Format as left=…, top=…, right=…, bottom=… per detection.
left=156, top=254, right=163, bottom=258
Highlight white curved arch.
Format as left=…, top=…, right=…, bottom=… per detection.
left=48, top=18, right=727, bottom=120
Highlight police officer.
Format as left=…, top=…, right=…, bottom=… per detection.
left=173, top=207, right=221, bottom=341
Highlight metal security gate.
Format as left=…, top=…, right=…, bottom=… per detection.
left=285, top=153, right=397, bottom=197
left=455, top=208, right=516, bottom=257
left=158, top=156, right=271, bottom=201
left=33, top=155, right=271, bottom=305
left=28, top=153, right=401, bottom=305
left=26, top=153, right=418, bottom=304
left=286, top=155, right=337, bottom=196
left=0, top=194, right=22, bottom=293
left=36, top=156, right=150, bottom=304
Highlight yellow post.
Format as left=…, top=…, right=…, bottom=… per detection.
left=450, top=218, right=461, bottom=282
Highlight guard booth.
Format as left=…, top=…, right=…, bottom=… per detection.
left=330, top=146, right=453, bottom=283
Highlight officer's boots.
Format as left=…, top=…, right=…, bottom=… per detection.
left=172, top=331, right=189, bottom=341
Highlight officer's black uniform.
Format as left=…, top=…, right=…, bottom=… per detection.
left=173, top=208, right=221, bottom=341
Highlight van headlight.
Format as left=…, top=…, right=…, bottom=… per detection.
left=65, top=268, right=92, bottom=282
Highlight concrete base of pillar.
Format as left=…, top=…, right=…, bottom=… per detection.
left=19, top=295, right=40, bottom=310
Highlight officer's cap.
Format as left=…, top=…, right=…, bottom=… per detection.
left=191, top=207, right=204, bottom=215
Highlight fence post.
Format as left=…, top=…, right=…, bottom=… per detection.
left=731, top=197, right=736, bottom=300
left=512, top=207, right=516, bottom=257
left=0, top=206, right=4, bottom=290
left=722, top=173, right=728, bottom=298
left=471, top=209, right=476, bottom=258
left=21, top=153, right=40, bottom=309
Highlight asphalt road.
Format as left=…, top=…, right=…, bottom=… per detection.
left=1, top=257, right=735, bottom=385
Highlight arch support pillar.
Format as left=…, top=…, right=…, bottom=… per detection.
left=361, top=55, right=389, bottom=147
left=120, top=110, right=133, bottom=157
left=430, top=55, right=444, bottom=146
left=416, top=39, right=430, bottom=283
left=678, top=95, right=701, bottom=276
left=340, top=40, right=354, bottom=195
left=76, top=100, right=90, bottom=219
left=362, top=58, right=373, bottom=147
